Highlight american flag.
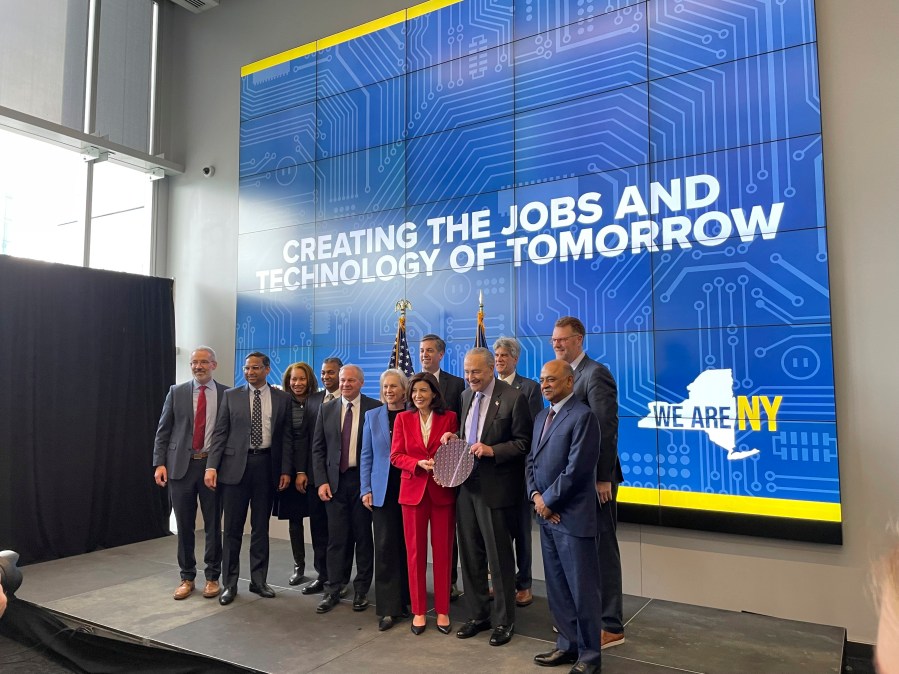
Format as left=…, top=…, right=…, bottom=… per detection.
left=389, top=314, right=415, bottom=377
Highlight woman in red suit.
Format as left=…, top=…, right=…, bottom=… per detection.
left=390, top=372, right=458, bottom=635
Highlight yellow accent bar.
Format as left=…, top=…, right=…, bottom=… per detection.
left=618, top=486, right=660, bottom=506
left=408, top=0, right=463, bottom=19
left=241, top=0, right=464, bottom=77
left=242, top=41, right=317, bottom=78
left=318, top=9, right=406, bottom=50
left=619, top=487, right=842, bottom=522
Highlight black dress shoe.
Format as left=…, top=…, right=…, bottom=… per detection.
left=410, top=621, right=426, bottom=635
left=534, top=649, right=578, bottom=667
left=339, top=585, right=350, bottom=598
left=316, top=593, right=340, bottom=614
left=456, top=619, right=491, bottom=639
left=218, top=586, right=237, bottom=605
left=436, top=621, right=452, bottom=635
left=378, top=616, right=396, bottom=631
left=450, top=584, right=462, bottom=602
left=489, top=623, right=514, bottom=646
left=352, top=593, right=369, bottom=611
left=288, top=566, right=305, bottom=586
left=301, top=579, right=324, bottom=595
left=248, top=583, right=276, bottom=598
left=569, top=662, right=599, bottom=674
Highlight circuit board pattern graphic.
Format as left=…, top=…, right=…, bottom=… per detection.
left=237, top=0, right=839, bottom=533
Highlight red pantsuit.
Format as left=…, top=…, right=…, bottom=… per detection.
left=390, top=409, right=458, bottom=616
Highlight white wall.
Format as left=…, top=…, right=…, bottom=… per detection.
left=162, top=0, right=899, bottom=643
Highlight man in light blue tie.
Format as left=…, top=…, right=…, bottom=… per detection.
left=441, top=347, right=532, bottom=647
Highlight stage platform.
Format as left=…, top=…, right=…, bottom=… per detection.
left=13, top=534, right=846, bottom=673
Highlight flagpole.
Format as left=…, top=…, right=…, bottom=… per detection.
left=476, top=290, right=485, bottom=348
left=392, top=299, right=412, bottom=375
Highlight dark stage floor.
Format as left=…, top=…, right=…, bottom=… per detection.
left=10, top=534, right=846, bottom=673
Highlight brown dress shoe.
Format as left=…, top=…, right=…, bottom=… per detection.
left=601, top=629, right=625, bottom=649
left=173, top=580, right=194, bottom=600
left=202, top=580, right=220, bottom=598
left=515, top=588, right=533, bottom=607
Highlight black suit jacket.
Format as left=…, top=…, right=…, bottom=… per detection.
left=436, top=369, right=465, bottom=418
left=311, top=394, right=382, bottom=491
left=573, top=355, right=622, bottom=484
left=207, top=384, right=293, bottom=486
left=509, top=373, right=544, bottom=421
left=292, top=389, right=332, bottom=479
left=153, top=379, right=228, bottom=480
left=458, top=379, right=532, bottom=509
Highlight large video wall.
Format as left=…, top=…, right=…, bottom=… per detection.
left=237, top=0, right=840, bottom=543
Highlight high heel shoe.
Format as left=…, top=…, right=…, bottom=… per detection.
left=411, top=616, right=427, bottom=635
left=436, top=614, right=451, bottom=634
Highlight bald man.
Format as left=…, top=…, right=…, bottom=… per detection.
left=311, top=365, right=382, bottom=614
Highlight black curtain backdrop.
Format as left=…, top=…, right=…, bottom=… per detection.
left=0, top=255, right=173, bottom=564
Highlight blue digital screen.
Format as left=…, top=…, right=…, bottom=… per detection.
left=236, top=0, right=839, bottom=542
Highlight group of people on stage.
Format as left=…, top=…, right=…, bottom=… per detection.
left=152, top=317, right=623, bottom=674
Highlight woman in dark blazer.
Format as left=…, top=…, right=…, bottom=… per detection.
left=273, top=362, right=320, bottom=585
left=390, top=372, right=458, bottom=635
left=361, top=369, right=411, bottom=631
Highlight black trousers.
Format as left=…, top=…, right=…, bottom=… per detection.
left=288, top=485, right=330, bottom=580
left=221, top=453, right=274, bottom=589
left=509, top=495, right=534, bottom=590
left=597, top=482, right=623, bottom=633
left=456, top=477, right=517, bottom=627
left=170, top=458, right=222, bottom=581
left=371, top=470, right=409, bottom=617
left=323, top=467, right=373, bottom=597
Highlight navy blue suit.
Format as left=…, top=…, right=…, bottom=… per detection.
left=527, top=397, right=602, bottom=665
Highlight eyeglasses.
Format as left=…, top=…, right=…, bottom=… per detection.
left=244, top=365, right=265, bottom=372
left=190, top=360, right=213, bottom=366
left=549, top=335, right=579, bottom=344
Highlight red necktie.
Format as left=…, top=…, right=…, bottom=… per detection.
left=192, top=385, right=207, bottom=451
left=339, top=402, right=353, bottom=473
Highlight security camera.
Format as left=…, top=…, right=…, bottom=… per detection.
left=202, top=166, right=215, bottom=178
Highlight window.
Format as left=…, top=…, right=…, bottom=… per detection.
left=90, top=161, right=152, bottom=275
left=0, top=128, right=87, bottom=266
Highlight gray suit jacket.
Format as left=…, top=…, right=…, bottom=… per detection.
left=509, top=373, right=544, bottom=421
left=152, top=379, right=227, bottom=480
left=311, top=394, right=382, bottom=491
left=207, top=384, right=293, bottom=486
left=573, top=355, right=622, bottom=484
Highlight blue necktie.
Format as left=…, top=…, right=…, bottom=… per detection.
left=467, top=392, right=483, bottom=445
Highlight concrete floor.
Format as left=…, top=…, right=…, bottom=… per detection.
left=13, top=534, right=846, bottom=673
